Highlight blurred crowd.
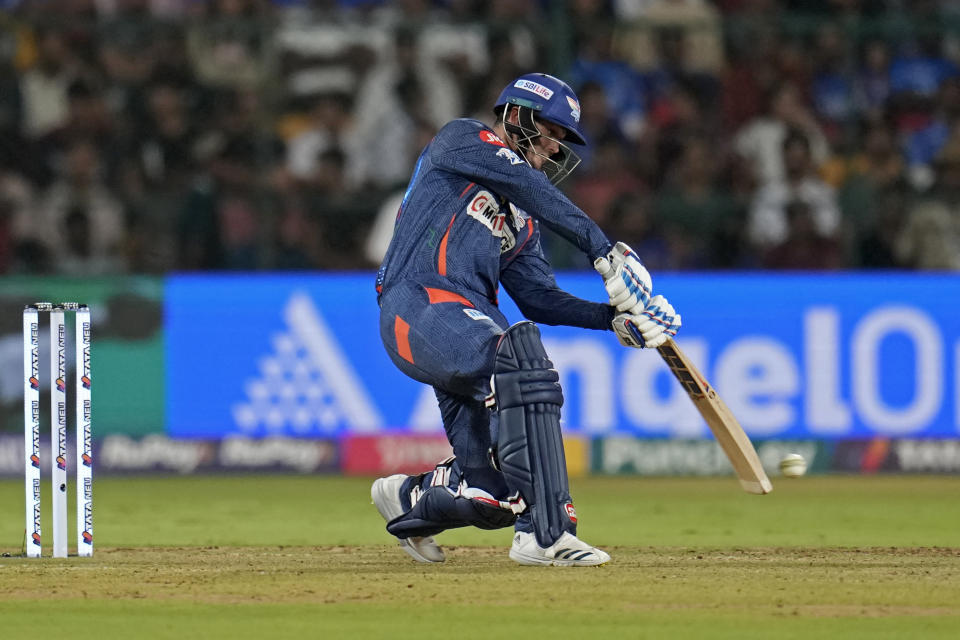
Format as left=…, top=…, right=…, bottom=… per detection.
left=2, top=0, right=960, bottom=275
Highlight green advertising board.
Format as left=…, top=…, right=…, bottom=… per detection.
left=0, top=276, right=164, bottom=436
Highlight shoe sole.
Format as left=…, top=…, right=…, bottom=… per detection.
left=371, top=478, right=444, bottom=564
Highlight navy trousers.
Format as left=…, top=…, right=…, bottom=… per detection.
left=379, top=277, right=531, bottom=529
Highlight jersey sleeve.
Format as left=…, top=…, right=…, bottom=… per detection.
left=430, top=120, right=613, bottom=262
left=500, top=222, right=616, bottom=331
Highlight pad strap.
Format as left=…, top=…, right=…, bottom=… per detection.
left=386, top=457, right=521, bottom=539
left=387, top=484, right=521, bottom=539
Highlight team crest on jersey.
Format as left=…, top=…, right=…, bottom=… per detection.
left=508, top=203, right=527, bottom=231
left=496, top=147, right=523, bottom=165
left=466, top=190, right=516, bottom=253
left=479, top=131, right=506, bottom=147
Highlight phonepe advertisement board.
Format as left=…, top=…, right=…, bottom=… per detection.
left=165, top=273, right=960, bottom=440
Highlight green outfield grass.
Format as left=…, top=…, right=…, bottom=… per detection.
left=1, top=474, right=959, bottom=639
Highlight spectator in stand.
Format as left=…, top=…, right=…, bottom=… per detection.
left=546, top=134, right=642, bottom=269
left=903, top=76, right=960, bottom=191
left=570, top=81, right=628, bottom=171
left=602, top=190, right=672, bottom=272
left=577, top=79, right=624, bottom=138
left=464, top=31, right=531, bottom=125
left=0, top=156, right=35, bottom=273
left=810, top=21, right=856, bottom=141
left=351, top=26, right=458, bottom=189
left=720, top=22, right=779, bottom=131
left=858, top=183, right=909, bottom=268
left=853, top=40, right=892, bottom=125
left=177, top=91, right=272, bottom=273
left=647, top=81, right=708, bottom=187
left=355, top=25, right=460, bottom=133
left=567, top=22, right=648, bottom=143
left=614, top=0, right=724, bottom=78
left=712, top=151, right=756, bottom=268
left=97, top=0, right=165, bottom=111
left=734, top=82, right=830, bottom=185
left=11, top=5, right=960, bottom=277
left=140, top=88, right=270, bottom=273
left=285, top=91, right=365, bottom=190
left=481, top=0, right=541, bottom=71
left=186, top=0, right=268, bottom=91
left=896, top=139, right=960, bottom=270
left=19, top=25, right=75, bottom=139
left=772, top=35, right=815, bottom=98
left=0, top=62, right=23, bottom=164
left=889, top=33, right=958, bottom=101
left=642, top=27, right=695, bottom=114
left=837, top=121, right=906, bottom=254
left=748, top=128, right=841, bottom=252
left=567, top=0, right=613, bottom=28
left=616, top=0, right=723, bottom=108
left=656, top=135, right=739, bottom=269
left=363, top=117, right=438, bottom=267
left=762, top=199, right=843, bottom=270
left=202, top=89, right=276, bottom=195
left=31, top=79, right=121, bottom=188
left=32, top=138, right=128, bottom=274
left=133, top=78, right=197, bottom=190
left=95, top=31, right=158, bottom=172
left=303, top=147, right=374, bottom=269
left=201, top=187, right=261, bottom=270
left=569, top=134, right=643, bottom=231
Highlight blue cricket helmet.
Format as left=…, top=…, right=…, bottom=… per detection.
left=494, top=73, right=587, bottom=146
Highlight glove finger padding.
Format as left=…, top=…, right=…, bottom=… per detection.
left=640, top=295, right=682, bottom=342
left=665, top=312, right=681, bottom=337
left=594, top=242, right=653, bottom=313
left=612, top=294, right=682, bottom=349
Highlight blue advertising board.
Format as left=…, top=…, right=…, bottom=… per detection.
left=166, top=273, right=960, bottom=439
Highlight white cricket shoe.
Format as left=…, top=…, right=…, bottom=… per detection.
left=509, top=531, right=611, bottom=567
left=371, top=474, right=445, bottom=563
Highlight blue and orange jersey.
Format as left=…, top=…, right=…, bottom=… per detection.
left=376, top=118, right=614, bottom=330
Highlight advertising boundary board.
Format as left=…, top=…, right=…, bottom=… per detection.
left=165, top=272, right=960, bottom=440
left=2, top=434, right=956, bottom=476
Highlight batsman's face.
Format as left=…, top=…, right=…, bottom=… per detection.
left=504, top=108, right=566, bottom=171
left=527, top=120, right=565, bottom=169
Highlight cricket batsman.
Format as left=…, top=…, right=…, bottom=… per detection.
left=372, top=73, right=681, bottom=566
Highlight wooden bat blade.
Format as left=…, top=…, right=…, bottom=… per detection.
left=657, top=339, right=772, bottom=495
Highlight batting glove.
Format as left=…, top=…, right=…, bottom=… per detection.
left=611, top=295, right=682, bottom=349
left=594, top=242, right=653, bottom=313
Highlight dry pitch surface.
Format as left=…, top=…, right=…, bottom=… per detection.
left=1, top=475, right=958, bottom=639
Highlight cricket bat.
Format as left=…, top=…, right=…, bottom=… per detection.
left=657, top=338, right=773, bottom=495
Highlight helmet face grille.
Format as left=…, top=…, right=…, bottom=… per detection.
left=542, top=146, right=581, bottom=186
left=504, top=105, right=582, bottom=185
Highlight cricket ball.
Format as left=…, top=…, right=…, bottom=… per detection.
left=779, top=453, right=807, bottom=478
